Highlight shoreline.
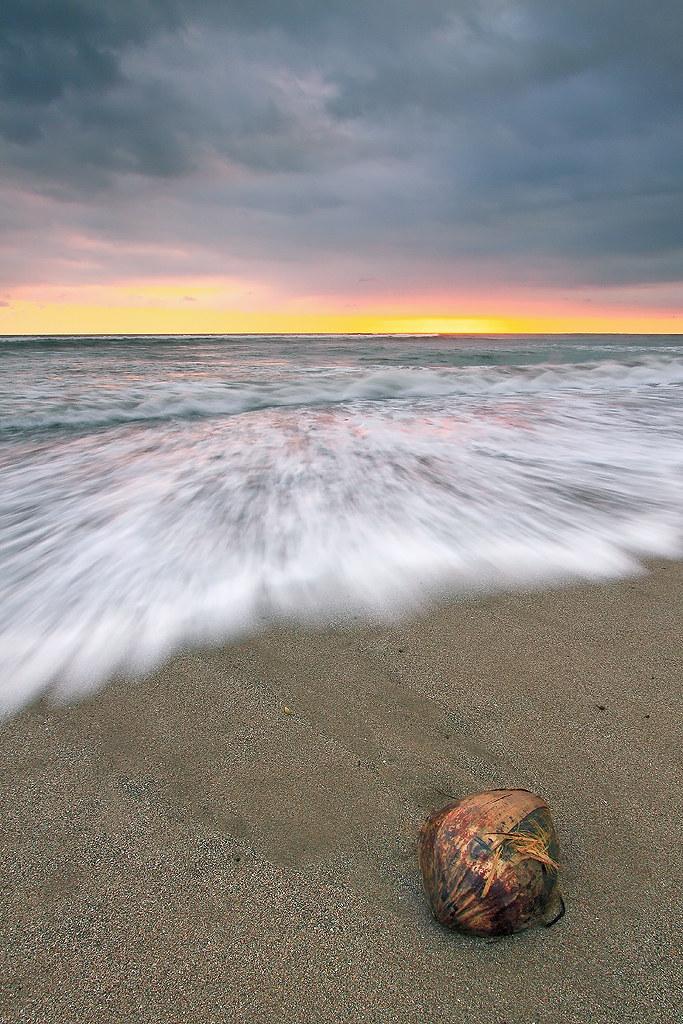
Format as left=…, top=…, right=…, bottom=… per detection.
left=1, top=562, right=681, bottom=1022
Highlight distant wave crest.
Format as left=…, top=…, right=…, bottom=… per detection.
left=2, top=356, right=682, bottom=434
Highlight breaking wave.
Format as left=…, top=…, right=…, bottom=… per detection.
left=2, top=356, right=682, bottom=434
left=1, top=339, right=682, bottom=715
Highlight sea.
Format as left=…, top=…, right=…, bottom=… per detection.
left=1, top=333, right=682, bottom=715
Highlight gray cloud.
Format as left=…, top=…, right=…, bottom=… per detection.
left=1, top=1, right=682, bottom=296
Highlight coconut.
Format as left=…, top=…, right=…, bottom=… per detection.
left=418, top=788, right=562, bottom=937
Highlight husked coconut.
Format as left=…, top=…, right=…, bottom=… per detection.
left=418, top=788, right=563, bottom=937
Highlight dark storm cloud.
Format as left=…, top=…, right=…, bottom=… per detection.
left=1, top=0, right=682, bottom=291
left=1, top=0, right=177, bottom=104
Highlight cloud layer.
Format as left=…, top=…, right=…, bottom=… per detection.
left=1, top=0, right=682, bottom=307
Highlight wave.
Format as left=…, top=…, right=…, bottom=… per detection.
left=1, top=368, right=682, bottom=716
left=2, top=338, right=682, bottom=716
left=3, top=356, right=682, bottom=434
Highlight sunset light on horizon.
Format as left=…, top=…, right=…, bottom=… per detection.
left=2, top=279, right=681, bottom=336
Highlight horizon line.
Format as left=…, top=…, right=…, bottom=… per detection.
left=3, top=329, right=682, bottom=339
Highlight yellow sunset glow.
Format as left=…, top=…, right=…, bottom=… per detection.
left=0, top=280, right=680, bottom=335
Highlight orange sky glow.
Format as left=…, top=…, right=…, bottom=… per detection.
left=1, top=279, right=681, bottom=335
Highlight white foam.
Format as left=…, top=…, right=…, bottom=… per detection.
left=2, top=356, right=682, bottom=433
left=0, top=353, right=682, bottom=715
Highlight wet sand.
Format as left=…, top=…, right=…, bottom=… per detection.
left=1, top=562, right=681, bottom=1023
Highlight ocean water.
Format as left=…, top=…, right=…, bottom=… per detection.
left=1, top=333, right=682, bottom=715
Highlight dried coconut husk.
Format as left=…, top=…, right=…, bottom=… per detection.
left=418, top=788, right=562, bottom=937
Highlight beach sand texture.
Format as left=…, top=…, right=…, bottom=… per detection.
left=1, top=563, right=681, bottom=1023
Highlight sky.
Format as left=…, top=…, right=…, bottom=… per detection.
left=1, top=0, right=682, bottom=334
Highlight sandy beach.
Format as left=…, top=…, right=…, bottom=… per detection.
left=1, top=562, right=681, bottom=1023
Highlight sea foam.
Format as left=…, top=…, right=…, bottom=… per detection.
left=2, top=357, right=682, bottom=433
left=1, top=339, right=681, bottom=715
